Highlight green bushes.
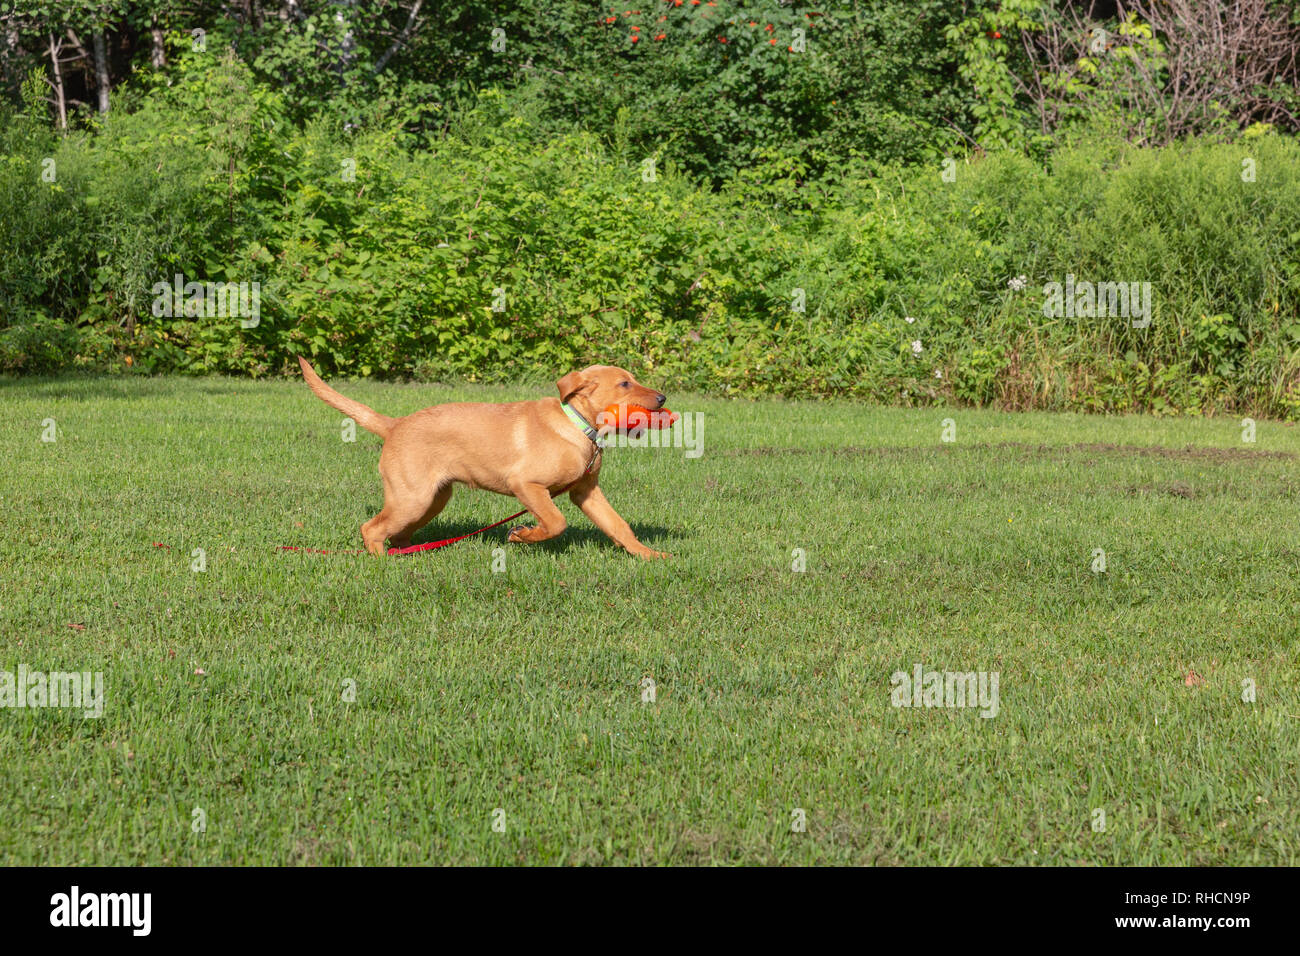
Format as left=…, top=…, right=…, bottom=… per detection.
left=2, top=55, right=1299, bottom=417
left=0, top=311, right=80, bottom=373
left=892, top=128, right=1300, bottom=415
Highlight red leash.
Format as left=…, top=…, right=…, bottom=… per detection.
left=383, top=508, right=528, bottom=556
left=270, top=507, right=528, bottom=557
left=156, top=510, right=529, bottom=557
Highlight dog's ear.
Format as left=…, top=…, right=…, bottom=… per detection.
left=556, top=369, right=590, bottom=402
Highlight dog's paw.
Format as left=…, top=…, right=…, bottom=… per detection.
left=507, top=525, right=534, bottom=543
left=635, top=548, right=670, bottom=560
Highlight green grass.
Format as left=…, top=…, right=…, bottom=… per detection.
left=1, top=374, right=1297, bottom=865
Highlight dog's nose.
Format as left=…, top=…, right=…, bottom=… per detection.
left=654, top=393, right=667, bottom=408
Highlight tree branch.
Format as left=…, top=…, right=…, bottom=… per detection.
left=372, top=0, right=423, bottom=76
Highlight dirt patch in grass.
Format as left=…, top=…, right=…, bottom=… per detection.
left=1043, top=442, right=1293, bottom=462
left=723, top=442, right=1295, bottom=462
left=288, top=834, right=325, bottom=865
left=1126, top=481, right=1198, bottom=498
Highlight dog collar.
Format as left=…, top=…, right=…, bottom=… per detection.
left=561, top=402, right=602, bottom=447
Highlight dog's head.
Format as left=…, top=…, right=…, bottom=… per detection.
left=557, top=365, right=666, bottom=423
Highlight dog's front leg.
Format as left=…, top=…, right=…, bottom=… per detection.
left=569, top=482, right=668, bottom=559
left=506, top=480, right=568, bottom=544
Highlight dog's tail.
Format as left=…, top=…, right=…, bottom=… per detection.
left=297, top=356, right=397, bottom=440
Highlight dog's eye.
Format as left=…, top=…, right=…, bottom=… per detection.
left=619, top=381, right=630, bottom=388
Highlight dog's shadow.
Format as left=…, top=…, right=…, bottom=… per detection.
left=403, top=518, right=675, bottom=553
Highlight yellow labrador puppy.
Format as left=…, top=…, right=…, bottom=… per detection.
left=298, top=357, right=669, bottom=558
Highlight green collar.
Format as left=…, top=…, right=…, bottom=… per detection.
left=561, top=402, right=602, bottom=446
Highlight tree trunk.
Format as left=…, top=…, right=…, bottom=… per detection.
left=150, top=18, right=165, bottom=68
left=334, top=0, right=357, bottom=83
left=91, top=29, right=110, bottom=114
left=4, top=17, right=21, bottom=87
left=48, top=34, right=67, bottom=129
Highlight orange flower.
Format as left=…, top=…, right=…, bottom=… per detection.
left=630, top=34, right=639, bottom=42
left=655, top=32, right=666, bottom=40
left=768, top=37, right=776, bottom=44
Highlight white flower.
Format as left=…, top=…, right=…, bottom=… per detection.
left=1007, top=275, right=1028, bottom=291
left=933, top=368, right=943, bottom=378
left=904, top=315, right=916, bottom=324
left=911, top=340, right=923, bottom=355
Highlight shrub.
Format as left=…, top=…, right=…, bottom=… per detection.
left=0, top=311, right=81, bottom=373
left=2, top=55, right=1299, bottom=419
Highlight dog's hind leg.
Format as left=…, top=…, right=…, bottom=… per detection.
left=387, top=483, right=454, bottom=550
left=362, top=469, right=449, bottom=556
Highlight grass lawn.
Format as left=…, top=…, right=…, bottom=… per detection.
left=1, top=374, right=1297, bottom=865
